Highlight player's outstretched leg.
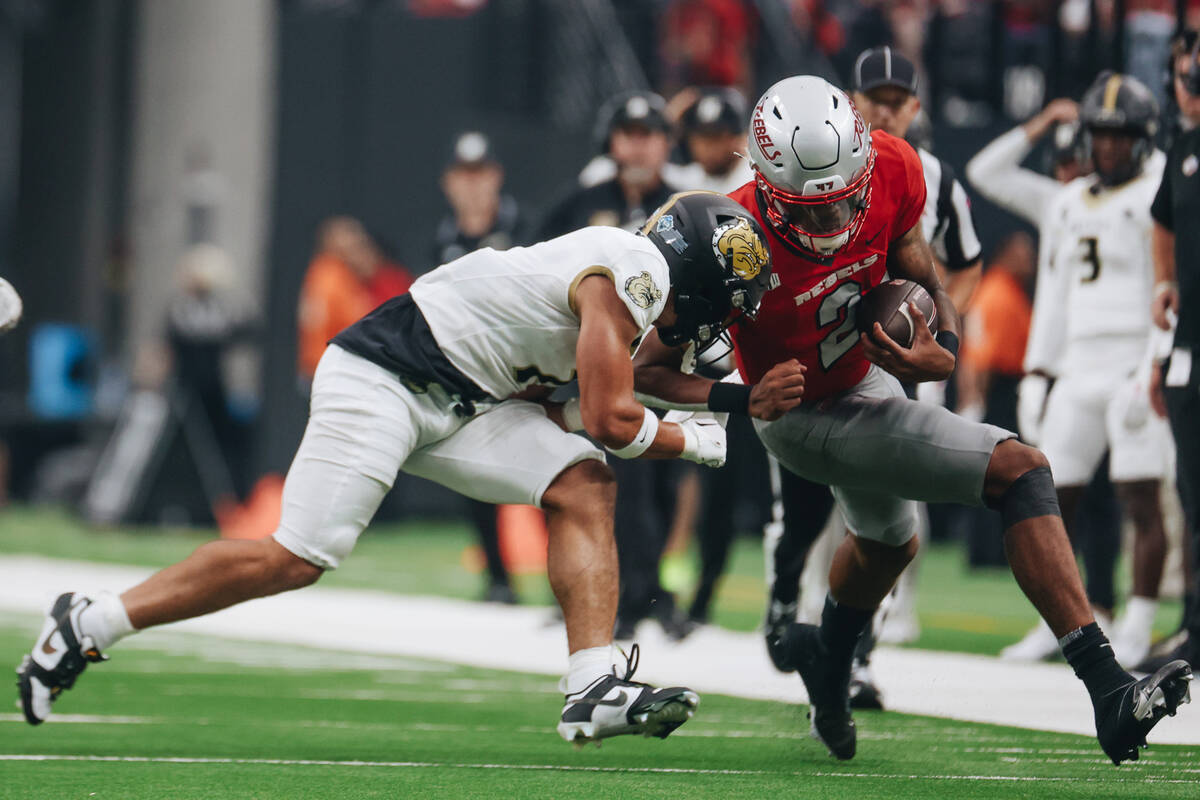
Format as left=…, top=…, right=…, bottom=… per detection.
left=16, top=538, right=323, bottom=725
left=543, top=459, right=699, bottom=745
left=986, top=440, right=1193, bottom=764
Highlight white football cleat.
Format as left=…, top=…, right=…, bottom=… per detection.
left=16, top=592, right=107, bottom=725
left=1000, top=619, right=1059, bottom=662
left=557, top=644, right=698, bottom=745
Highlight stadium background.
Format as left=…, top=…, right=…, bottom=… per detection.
left=4, top=0, right=1188, bottom=506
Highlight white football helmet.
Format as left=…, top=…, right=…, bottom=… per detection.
left=747, top=76, right=875, bottom=256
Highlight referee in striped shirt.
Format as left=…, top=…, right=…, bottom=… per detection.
left=851, top=46, right=983, bottom=310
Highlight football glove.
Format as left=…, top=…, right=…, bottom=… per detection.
left=664, top=409, right=728, bottom=468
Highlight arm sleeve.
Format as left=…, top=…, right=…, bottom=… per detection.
left=1022, top=217, right=1070, bottom=375
left=1150, top=154, right=1174, bottom=230
left=965, top=127, right=1061, bottom=226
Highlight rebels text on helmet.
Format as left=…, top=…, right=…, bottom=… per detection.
left=753, top=102, right=781, bottom=163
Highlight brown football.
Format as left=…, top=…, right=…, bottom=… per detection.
left=856, top=279, right=938, bottom=348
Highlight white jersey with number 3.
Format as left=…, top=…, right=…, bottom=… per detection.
left=1024, top=151, right=1165, bottom=376
left=410, top=226, right=670, bottom=399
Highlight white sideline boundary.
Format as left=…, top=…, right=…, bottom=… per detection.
left=1, top=754, right=1198, bottom=783
left=0, top=555, right=1197, bottom=744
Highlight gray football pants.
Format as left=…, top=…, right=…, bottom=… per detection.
left=754, top=366, right=1016, bottom=547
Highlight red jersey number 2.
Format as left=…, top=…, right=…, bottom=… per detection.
left=817, top=281, right=862, bottom=370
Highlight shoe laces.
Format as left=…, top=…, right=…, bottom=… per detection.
left=614, top=642, right=640, bottom=682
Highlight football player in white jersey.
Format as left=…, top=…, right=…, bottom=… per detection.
left=1020, top=72, right=1174, bottom=667
left=16, top=192, right=807, bottom=745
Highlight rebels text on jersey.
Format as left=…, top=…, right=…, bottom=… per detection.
left=727, top=130, right=926, bottom=400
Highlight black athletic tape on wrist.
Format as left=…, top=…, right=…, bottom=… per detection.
left=934, top=330, right=959, bottom=359
left=707, top=381, right=752, bottom=415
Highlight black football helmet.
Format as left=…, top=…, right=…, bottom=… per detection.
left=640, top=191, right=773, bottom=350
left=1079, top=71, right=1159, bottom=186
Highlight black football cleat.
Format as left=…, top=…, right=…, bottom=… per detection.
left=847, top=658, right=884, bottom=711
left=16, top=592, right=108, bottom=725
left=783, top=622, right=856, bottom=760
left=557, top=644, right=699, bottom=745
left=764, top=599, right=799, bottom=672
left=1094, top=659, right=1192, bottom=765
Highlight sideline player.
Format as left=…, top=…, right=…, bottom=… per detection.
left=1021, top=73, right=1173, bottom=668
left=634, top=76, right=1192, bottom=764
left=16, top=192, right=802, bottom=745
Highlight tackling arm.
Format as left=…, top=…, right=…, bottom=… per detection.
left=574, top=275, right=687, bottom=458
left=632, top=328, right=807, bottom=420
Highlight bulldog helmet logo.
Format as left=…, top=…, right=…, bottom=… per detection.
left=624, top=271, right=663, bottom=309
left=712, top=218, right=769, bottom=280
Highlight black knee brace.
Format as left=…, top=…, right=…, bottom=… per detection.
left=991, top=466, right=1060, bottom=529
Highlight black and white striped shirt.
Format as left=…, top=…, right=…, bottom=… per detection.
left=916, top=147, right=981, bottom=272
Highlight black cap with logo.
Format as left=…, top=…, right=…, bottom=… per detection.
left=852, top=46, right=918, bottom=95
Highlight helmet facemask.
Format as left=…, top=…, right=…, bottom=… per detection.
left=1083, top=127, right=1148, bottom=187
left=755, top=148, right=876, bottom=257
left=658, top=278, right=760, bottom=352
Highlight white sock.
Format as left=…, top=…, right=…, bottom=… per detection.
left=560, top=645, right=616, bottom=696
left=1121, top=596, right=1159, bottom=633
left=78, top=592, right=135, bottom=651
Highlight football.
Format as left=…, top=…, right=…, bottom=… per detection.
left=856, top=279, right=938, bottom=349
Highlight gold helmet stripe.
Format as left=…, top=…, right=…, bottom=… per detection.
left=640, top=190, right=724, bottom=236
left=1103, top=73, right=1123, bottom=112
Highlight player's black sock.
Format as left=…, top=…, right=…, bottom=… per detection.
left=819, top=595, right=874, bottom=664
left=1061, top=622, right=1133, bottom=705
left=771, top=577, right=800, bottom=606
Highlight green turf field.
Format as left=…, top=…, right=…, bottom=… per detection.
left=1, top=619, right=1197, bottom=800
left=0, top=505, right=1184, bottom=656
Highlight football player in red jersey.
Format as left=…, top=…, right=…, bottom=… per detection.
left=633, top=76, right=1191, bottom=764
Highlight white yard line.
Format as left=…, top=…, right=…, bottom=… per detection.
left=0, top=754, right=1197, bottom=783
left=1, top=555, right=1197, bottom=744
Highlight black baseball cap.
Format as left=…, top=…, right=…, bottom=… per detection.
left=595, top=91, right=672, bottom=152
left=680, top=88, right=748, bottom=135
left=447, top=131, right=499, bottom=170
left=852, top=46, right=918, bottom=95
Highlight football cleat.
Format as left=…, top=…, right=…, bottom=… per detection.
left=1094, top=660, right=1192, bottom=765
left=16, top=592, right=108, bottom=725
left=556, top=644, right=699, bottom=745
left=764, top=599, right=799, bottom=672
left=1133, top=631, right=1197, bottom=675
left=847, top=658, right=884, bottom=711
left=1000, top=619, right=1060, bottom=662
left=783, top=622, right=856, bottom=760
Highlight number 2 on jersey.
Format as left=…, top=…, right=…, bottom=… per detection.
left=817, top=281, right=863, bottom=370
